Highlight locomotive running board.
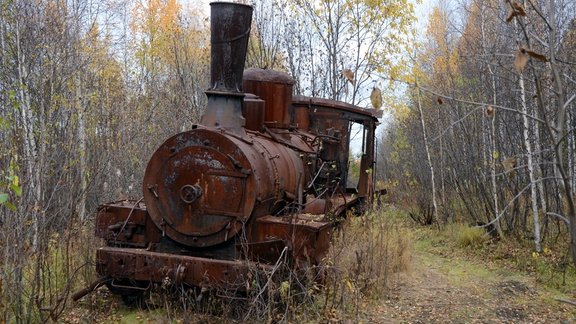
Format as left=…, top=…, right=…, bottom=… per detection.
left=95, top=246, right=272, bottom=292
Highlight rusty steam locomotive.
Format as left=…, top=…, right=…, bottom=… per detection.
left=74, top=2, right=381, bottom=302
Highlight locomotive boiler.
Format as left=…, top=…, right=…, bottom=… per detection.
left=74, top=2, right=381, bottom=303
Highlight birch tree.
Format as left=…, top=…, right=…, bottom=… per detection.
left=281, top=0, right=415, bottom=105
left=381, top=0, right=575, bottom=263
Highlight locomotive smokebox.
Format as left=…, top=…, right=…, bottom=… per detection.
left=201, top=2, right=253, bottom=133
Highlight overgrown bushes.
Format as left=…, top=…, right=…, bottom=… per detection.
left=292, top=206, right=412, bottom=322
left=0, top=223, right=99, bottom=323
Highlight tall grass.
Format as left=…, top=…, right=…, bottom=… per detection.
left=203, top=205, right=414, bottom=323
left=312, top=206, right=412, bottom=321
left=442, top=223, right=488, bottom=248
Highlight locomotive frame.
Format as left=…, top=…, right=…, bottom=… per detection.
left=73, top=1, right=381, bottom=303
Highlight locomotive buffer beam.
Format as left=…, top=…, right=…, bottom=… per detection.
left=95, top=247, right=273, bottom=292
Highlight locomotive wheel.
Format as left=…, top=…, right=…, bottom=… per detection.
left=120, top=293, right=144, bottom=308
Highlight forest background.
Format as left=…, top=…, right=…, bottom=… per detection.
left=0, top=0, right=575, bottom=322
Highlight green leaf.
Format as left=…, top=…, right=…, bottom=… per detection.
left=0, top=193, right=8, bottom=204
left=5, top=201, right=16, bottom=211
left=10, top=183, right=22, bottom=197
left=0, top=116, right=9, bottom=130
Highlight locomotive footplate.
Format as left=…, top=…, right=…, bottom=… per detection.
left=253, top=215, right=334, bottom=266
left=96, top=246, right=272, bottom=291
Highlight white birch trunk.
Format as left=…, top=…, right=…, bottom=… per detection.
left=16, top=21, right=40, bottom=251
left=519, top=72, right=541, bottom=251
left=416, top=81, right=439, bottom=225
left=534, top=115, right=547, bottom=223
left=479, top=0, right=502, bottom=233
left=77, top=75, right=87, bottom=221
left=511, top=4, right=541, bottom=249
left=438, top=108, right=445, bottom=206
left=488, top=64, right=502, bottom=236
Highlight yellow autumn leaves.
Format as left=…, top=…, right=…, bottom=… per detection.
left=341, top=68, right=383, bottom=110
left=131, top=0, right=209, bottom=74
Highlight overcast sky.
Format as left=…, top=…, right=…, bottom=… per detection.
left=185, top=0, right=435, bottom=31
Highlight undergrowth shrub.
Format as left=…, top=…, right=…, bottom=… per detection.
left=444, top=223, right=488, bottom=248
left=1, top=221, right=98, bottom=323
left=490, top=239, right=576, bottom=291
left=529, top=247, right=575, bottom=289
left=316, top=206, right=412, bottom=321
left=226, top=206, right=414, bottom=322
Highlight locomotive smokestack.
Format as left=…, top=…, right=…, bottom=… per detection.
left=200, top=2, right=253, bottom=132
left=209, top=2, right=252, bottom=92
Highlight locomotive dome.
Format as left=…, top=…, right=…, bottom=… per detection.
left=243, top=68, right=294, bottom=84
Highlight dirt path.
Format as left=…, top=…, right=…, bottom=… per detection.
left=363, top=249, right=576, bottom=323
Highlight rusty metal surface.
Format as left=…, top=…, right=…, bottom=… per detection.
left=292, top=104, right=310, bottom=130
left=303, top=197, right=331, bottom=215
left=242, top=94, right=265, bottom=131
left=208, top=2, right=252, bottom=92
left=253, top=215, right=333, bottom=265
left=331, top=195, right=362, bottom=217
left=248, top=133, right=308, bottom=206
left=96, top=246, right=272, bottom=291
left=201, top=91, right=247, bottom=135
left=201, top=2, right=253, bottom=133
left=243, top=68, right=294, bottom=128
left=143, top=128, right=255, bottom=247
left=292, top=95, right=383, bottom=120
left=96, top=200, right=160, bottom=247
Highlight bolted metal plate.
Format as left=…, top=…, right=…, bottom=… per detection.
left=143, top=128, right=255, bottom=247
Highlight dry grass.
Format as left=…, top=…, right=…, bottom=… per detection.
left=310, top=206, right=413, bottom=321
left=227, top=206, right=414, bottom=322
left=442, top=223, right=489, bottom=248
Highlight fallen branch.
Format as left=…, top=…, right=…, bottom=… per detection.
left=554, top=298, right=576, bottom=307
